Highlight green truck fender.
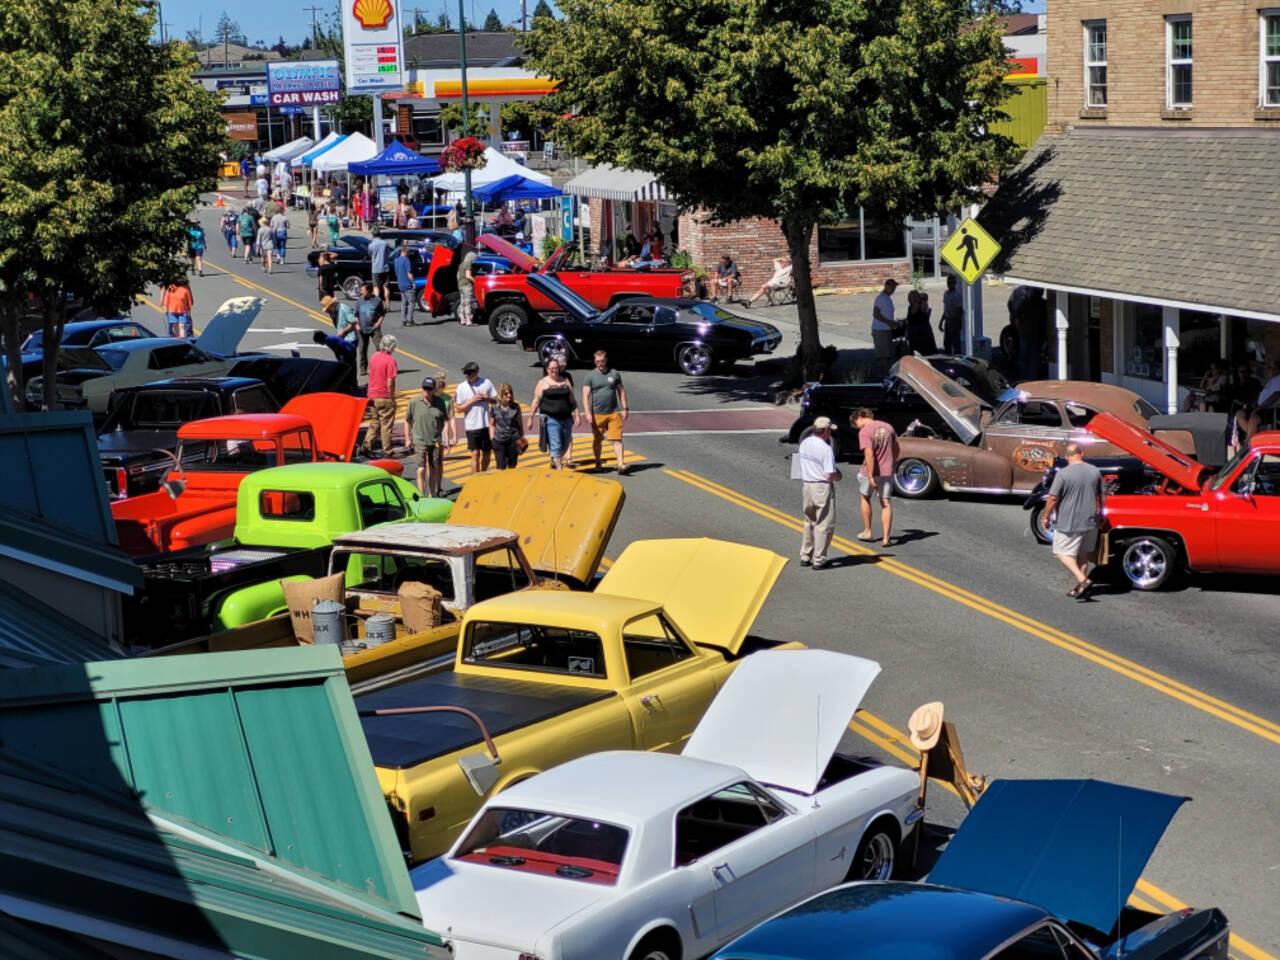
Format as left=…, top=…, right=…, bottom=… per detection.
left=408, top=496, right=453, bottom=522
left=216, top=575, right=309, bottom=630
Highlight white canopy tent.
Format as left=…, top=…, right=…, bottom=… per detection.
left=431, top=147, right=552, bottom=196
left=291, top=131, right=344, bottom=167
left=263, top=137, right=314, bottom=163
left=311, top=132, right=379, bottom=174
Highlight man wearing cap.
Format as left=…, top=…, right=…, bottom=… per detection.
left=456, top=361, right=497, bottom=473
left=405, top=376, right=450, bottom=496
left=796, top=416, right=842, bottom=569
left=361, top=336, right=398, bottom=457
left=312, top=329, right=355, bottom=367
left=872, top=277, right=900, bottom=377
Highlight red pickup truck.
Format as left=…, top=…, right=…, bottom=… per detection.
left=422, top=234, right=696, bottom=343
left=110, top=393, right=399, bottom=557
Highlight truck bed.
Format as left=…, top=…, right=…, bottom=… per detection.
left=357, top=672, right=616, bottom=770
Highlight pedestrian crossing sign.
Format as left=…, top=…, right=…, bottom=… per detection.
left=940, top=217, right=1001, bottom=285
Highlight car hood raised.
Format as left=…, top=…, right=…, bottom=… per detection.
left=928, top=779, right=1187, bottom=936
left=683, top=650, right=880, bottom=796
left=279, top=392, right=369, bottom=461
left=1086, top=412, right=1209, bottom=491
left=892, top=355, right=987, bottom=444
left=527, top=272, right=598, bottom=324
left=477, top=232, right=540, bottom=273
left=596, top=538, right=784, bottom=657
left=450, top=468, right=624, bottom=584
left=194, top=296, right=263, bottom=356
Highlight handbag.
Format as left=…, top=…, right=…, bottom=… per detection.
left=515, top=436, right=529, bottom=453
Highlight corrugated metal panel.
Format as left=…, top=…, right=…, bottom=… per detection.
left=0, top=581, right=124, bottom=669
left=992, top=77, right=1047, bottom=152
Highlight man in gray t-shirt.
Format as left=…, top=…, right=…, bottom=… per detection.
left=581, top=350, right=630, bottom=474
left=368, top=229, right=391, bottom=303
left=1043, top=442, right=1103, bottom=598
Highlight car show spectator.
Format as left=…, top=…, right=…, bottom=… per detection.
left=1042, top=442, right=1103, bottom=599
left=871, top=278, right=900, bottom=377
left=315, top=251, right=338, bottom=305
left=240, top=156, right=252, bottom=197
left=747, top=256, right=792, bottom=306
left=582, top=350, right=629, bottom=474
left=354, top=282, right=385, bottom=374
left=905, top=290, right=937, bottom=356
left=237, top=208, right=257, bottom=263
left=186, top=220, right=205, bottom=277
left=456, top=245, right=478, bottom=326
left=368, top=227, right=391, bottom=303
left=457, top=361, right=498, bottom=473
left=220, top=208, right=239, bottom=257
left=490, top=382, right=525, bottom=470
left=255, top=218, right=274, bottom=274
left=362, top=336, right=398, bottom=457
left=406, top=376, right=451, bottom=496
left=306, top=200, right=320, bottom=248
left=326, top=206, right=341, bottom=249
left=394, top=246, right=416, bottom=327
left=161, top=277, right=193, bottom=338
left=528, top=357, right=579, bottom=471
left=321, top=295, right=358, bottom=341
left=940, top=274, right=965, bottom=355
left=312, top=329, right=355, bottom=367
left=853, top=408, right=899, bottom=548
left=712, top=254, right=741, bottom=302
left=795, top=415, right=841, bottom=569
left=269, top=209, right=288, bottom=265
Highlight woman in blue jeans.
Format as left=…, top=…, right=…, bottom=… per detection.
left=527, top=357, right=580, bottom=469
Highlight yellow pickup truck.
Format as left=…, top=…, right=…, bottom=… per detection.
left=354, top=537, right=793, bottom=863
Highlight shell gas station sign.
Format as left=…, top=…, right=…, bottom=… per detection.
left=341, top=0, right=406, bottom=93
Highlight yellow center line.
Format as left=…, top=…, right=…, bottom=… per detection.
left=137, top=295, right=164, bottom=315
left=664, top=467, right=1280, bottom=746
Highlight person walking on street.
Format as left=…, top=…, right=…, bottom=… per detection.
left=238, top=208, right=257, bottom=263
left=394, top=246, right=416, bottom=326
left=354, top=282, right=385, bottom=375
left=220, top=208, right=239, bottom=257
left=1042, top=442, right=1103, bottom=598
left=316, top=251, right=338, bottom=305
left=306, top=201, right=320, bottom=248
left=940, top=274, right=965, bottom=355
left=796, top=416, right=841, bottom=569
left=872, top=278, right=900, bottom=377
left=361, top=336, right=398, bottom=457
left=269, top=209, right=289, bottom=264
left=161, top=277, right=194, bottom=338
left=852, top=408, right=899, bottom=547
left=186, top=220, right=206, bottom=276
left=491, top=383, right=525, bottom=469
left=456, top=245, right=478, bottom=326
left=528, top=357, right=579, bottom=470
left=436, top=374, right=458, bottom=457
left=405, top=376, right=450, bottom=496
left=255, top=173, right=270, bottom=206
left=240, top=156, right=252, bottom=197
left=456, top=361, right=498, bottom=473
left=255, top=218, right=274, bottom=273
left=581, top=350, right=629, bottom=474
left=326, top=206, right=341, bottom=249
left=368, top=227, right=391, bottom=303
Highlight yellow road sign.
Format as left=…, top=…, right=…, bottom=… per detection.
left=940, top=217, right=1001, bottom=285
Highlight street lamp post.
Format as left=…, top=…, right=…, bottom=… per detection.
left=458, top=2, right=475, bottom=243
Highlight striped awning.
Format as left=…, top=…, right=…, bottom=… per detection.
left=564, top=164, right=669, bottom=202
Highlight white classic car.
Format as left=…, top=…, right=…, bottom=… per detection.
left=410, top=649, right=921, bottom=960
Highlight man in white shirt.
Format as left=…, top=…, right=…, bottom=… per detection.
left=871, top=278, right=900, bottom=377
left=796, top=416, right=842, bottom=569
left=456, top=361, right=498, bottom=473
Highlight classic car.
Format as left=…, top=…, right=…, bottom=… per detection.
left=712, top=778, right=1228, bottom=960
left=782, top=355, right=1012, bottom=458
left=1022, top=454, right=1154, bottom=545
left=411, top=650, right=920, bottom=960
left=20, top=317, right=159, bottom=360
left=27, top=297, right=264, bottom=415
left=1090, top=414, right=1280, bottom=590
left=356, top=537, right=792, bottom=863
left=519, top=273, right=783, bottom=376
left=886, top=356, right=1199, bottom=498
left=306, top=234, right=435, bottom=301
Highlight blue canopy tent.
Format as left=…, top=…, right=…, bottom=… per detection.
left=472, top=174, right=563, bottom=204
left=347, top=141, right=439, bottom=177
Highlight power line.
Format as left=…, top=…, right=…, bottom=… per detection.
left=302, top=5, right=323, bottom=48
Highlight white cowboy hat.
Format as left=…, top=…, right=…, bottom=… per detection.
left=908, top=701, right=945, bottom=752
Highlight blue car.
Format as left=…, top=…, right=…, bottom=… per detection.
left=21, top=317, right=159, bottom=358
left=712, top=779, right=1229, bottom=960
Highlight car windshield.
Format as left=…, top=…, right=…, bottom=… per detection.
left=1133, top=396, right=1160, bottom=420
left=96, top=349, right=130, bottom=371
left=463, top=620, right=607, bottom=678
left=1208, top=445, right=1255, bottom=491
left=454, top=807, right=629, bottom=886
left=177, top=434, right=313, bottom=470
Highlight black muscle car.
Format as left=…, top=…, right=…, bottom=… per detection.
left=306, top=235, right=436, bottom=301
left=519, top=273, right=782, bottom=376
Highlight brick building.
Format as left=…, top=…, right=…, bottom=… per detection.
left=981, top=0, right=1280, bottom=411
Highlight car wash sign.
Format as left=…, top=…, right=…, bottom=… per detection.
left=265, top=60, right=341, bottom=106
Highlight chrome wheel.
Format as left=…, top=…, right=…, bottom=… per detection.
left=538, top=339, right=567, bottom=366
left=1121, top=537, right=1175, bottom=590
left=1030, top=504, right=1054, bottom=545
left=893, top=457, right=937, bottom=498
left=487, top=303, right=528, bottom=343
left=850, top=828, right=896, bottom=881
left=677, top=343, right=712, bottom=376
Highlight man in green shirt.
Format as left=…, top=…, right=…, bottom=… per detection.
left=581, top=350, right=630, bottom=474
left=404, top=376, right=450, bottom=496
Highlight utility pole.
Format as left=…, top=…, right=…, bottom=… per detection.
left=521, top=0, right=527, bottom=31
left=459, top=0, right=474, bottom=243
left=303, top=5, right=323, bottom=48
left=412, top=7, right=422, bottom=33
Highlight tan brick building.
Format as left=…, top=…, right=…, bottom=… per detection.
left=981, top=0, right=1280, bottom=414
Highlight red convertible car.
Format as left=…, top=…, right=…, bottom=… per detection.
left=1091, top=412, right=1280, bottom=590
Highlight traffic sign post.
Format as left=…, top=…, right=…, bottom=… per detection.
left=939, top=217, right=1001, bottom=358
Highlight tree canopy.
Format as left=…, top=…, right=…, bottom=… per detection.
left=531, top=0, right=556, bottom=21
left=522, top=0, right=1018, bottom=375
left=0, top=0, right=227, bottom=409
left=482, top=9, right=504, bottom=31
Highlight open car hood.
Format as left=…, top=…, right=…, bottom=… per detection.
left=683, top=650, right=880, bottom=795
left=449, top=468, right=624, bottom=584
left=893, top=355, right=986, bottom=444
left=595, top=538, right=784, bottom=656
left=476, top=233, right=539, bottom=273
left=526, top=273, right=599, bottom=324
left=1087, top=412, right=1209, bottom=491
left=279, top=392, right=368, bottom=461
left=194, top=296, right=263, bottom=356
left=928, top=779, right=1187, bottom=936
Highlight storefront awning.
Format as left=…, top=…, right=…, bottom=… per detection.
left=979, top=128, right=1280, bottom=323
left=564, top=164, right=669, bottom=202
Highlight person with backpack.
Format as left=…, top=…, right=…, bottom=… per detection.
left=186, top=220, right=206, bottom=277
left=220, top=208, right=239, bottom=257
left=237, top=208, right=257, bottom=263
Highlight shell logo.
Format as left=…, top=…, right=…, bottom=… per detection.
left=352, top=0, right=393, bottom=29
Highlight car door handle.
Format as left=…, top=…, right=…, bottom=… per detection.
left=641, top=694, right=663, bottom=713
left=1185, top=503, right=1208, bottom=511
left=711, top=862, right=731, bottom=881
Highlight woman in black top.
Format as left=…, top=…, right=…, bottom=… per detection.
left=904, top=289, right=937, bottom=356
left=528, top=358, right=580, bottom=469
left=490, top=382, right=525, bottom=469
left=316, top=251, right=338, bottom=306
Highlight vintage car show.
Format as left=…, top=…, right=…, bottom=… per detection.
left=1, top=1, right=1278, bottom=958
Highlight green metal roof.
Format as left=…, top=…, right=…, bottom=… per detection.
left=0, top=647, right=426, bottom=929
left=0, top=580, right=125, bottom=669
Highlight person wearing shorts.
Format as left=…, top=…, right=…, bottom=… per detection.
left=853, top=408, right=899, bottom=547
left=581, top=350, right=630, bottom=474
left=1043, top=442, right=1104, bottom=599
left=405, top=376, right=450, bottom=496
left=455, top=361, right=497, bottom=472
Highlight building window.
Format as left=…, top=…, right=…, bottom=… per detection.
left=817, top=208, right=906, bottom=264
left=1166, top=16, right=1193, bottom=108
left=1263, top=11, right=1280, bottom=106
left=1084, top=21, right=1107, bottom=106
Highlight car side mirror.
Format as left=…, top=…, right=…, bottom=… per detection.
left=1239, top=481, right=1254, bottom=501
left=458, top=752, right=502, bottom=796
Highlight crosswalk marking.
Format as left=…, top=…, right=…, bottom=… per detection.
left=439, top=436, right=644, bottom=480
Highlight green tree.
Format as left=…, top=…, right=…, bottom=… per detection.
left=215, top=11, right=245, bottom=46
left=531, top=0, right=555, bottom=21
left=0, top=0, right=227, bottom=409
left=500, top=99, right=553, bottom=139
left=523, top=0, right=1017, bottom=376
left=482, top=8, right=504, bottom=30
left=440, top=101, right=486, bottom=134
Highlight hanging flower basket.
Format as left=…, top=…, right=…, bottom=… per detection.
left=439, top=137, right=488, bottom=173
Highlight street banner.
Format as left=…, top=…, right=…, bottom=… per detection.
left=266, top=60, right=341, bottom=106
left=342, top=0, right=406, bottom=93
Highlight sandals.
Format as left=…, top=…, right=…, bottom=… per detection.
left=1067, top=579, right=1093, bottom=598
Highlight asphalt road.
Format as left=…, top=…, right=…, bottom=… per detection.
left=174, top=201, right=1280, bottom=957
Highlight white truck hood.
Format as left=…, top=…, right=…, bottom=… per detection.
left=683, top=649, right=881, bottom=796
left=412, top=856, right=606, bottom=956
left=194, top=296, right=263, bottom=356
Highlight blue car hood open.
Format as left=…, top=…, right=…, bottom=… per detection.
left=928, top=779, right=1187, bottom=936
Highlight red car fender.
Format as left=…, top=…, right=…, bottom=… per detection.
left=168, top=507, right=238, bottom=552
left=366, top=457, right=404, bottom=477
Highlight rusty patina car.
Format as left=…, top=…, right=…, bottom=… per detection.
left=889, top=356, right=1196, bottom=498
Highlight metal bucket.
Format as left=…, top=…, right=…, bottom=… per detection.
left=364, top=612, right=396, bottom=648
left=311, top=600, right=345, bottom=646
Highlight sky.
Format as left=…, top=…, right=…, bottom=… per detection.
left=157, top=0, right=1043, bottom=49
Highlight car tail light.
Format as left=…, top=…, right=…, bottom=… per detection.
left=115, top=468, right=129, bottom=498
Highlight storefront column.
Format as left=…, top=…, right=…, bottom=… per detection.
left=1163, top=306, right=1180, bottom=414
left=1055, top=295, right=1069, bottom=380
